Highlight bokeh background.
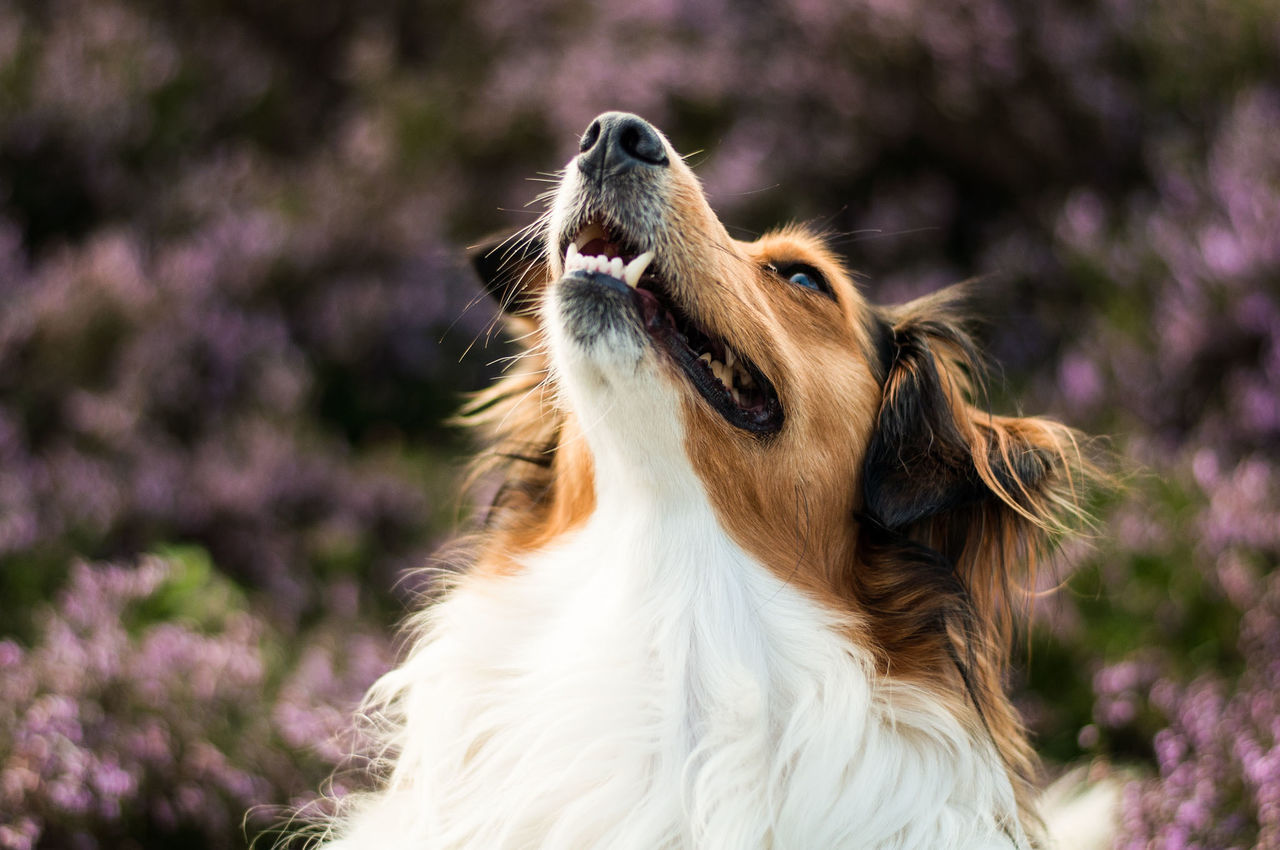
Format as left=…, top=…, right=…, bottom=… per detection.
left=1, top=0, right=1277, bottom=847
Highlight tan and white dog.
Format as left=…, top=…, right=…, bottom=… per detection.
left=315, top=112, right=1105, bottom=849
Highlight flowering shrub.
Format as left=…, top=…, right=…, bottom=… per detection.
left=1040, top=77, right=1280, bottom=847
left=0, top=0, right=498, bottom=632
left=1, top=0, right=1277, bottom=845
left=0, top=551, right=390, bottom=850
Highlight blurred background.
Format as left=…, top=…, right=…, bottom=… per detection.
left=0, top=0, right=1277, bottom=847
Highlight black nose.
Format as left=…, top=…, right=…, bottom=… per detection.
left=578, top=112, right=669, bottom=178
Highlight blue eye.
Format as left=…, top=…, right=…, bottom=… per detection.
left=789, top=271, right=820, bottom=290
left=770, top=263, right=833, bottom=299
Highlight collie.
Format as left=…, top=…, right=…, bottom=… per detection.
left=314, top=112, right=1104, bottom=849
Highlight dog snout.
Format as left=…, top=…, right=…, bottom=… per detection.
left=578, top=112, right=669, bottom=179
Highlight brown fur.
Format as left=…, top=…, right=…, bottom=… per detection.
left=464, top=151, right=1101, bottom=843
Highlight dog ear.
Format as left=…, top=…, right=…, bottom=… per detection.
left=862, top=291, right=1066, bottom=533
left=469, top=230, right=549, bottom=317
left=856, top=288, right=1099, bottom=831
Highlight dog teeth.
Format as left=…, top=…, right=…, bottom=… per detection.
left=623, top=252, right=654, bottom=288
left=562, top=244, right=655, bottom=289
left=697, top=349, right=755, bottom=406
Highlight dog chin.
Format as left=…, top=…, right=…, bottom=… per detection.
left=546, top=272, right=648, bottom=371
left=545, top=273, right=694, bottom=487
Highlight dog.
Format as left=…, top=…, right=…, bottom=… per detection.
left=314, top=112, right=1104, bottom=849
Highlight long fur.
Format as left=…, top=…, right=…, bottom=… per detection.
left=304, top=113, right=1106, bottom=849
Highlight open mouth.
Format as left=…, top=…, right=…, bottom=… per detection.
left=561, top=222, right=784, bottom=435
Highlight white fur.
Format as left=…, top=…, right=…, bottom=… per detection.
left=319, top=289, right=1025, bottom=849
left=1041, top=769, right=1124, bottom=850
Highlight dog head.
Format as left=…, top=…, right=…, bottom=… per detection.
left=469, top=112, right=1099, bottom=825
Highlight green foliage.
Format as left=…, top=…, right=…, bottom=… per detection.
left=124, top=544, right=247, bottom=634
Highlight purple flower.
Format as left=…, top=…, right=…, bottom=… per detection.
left=0, top=556, right=392, bottom=847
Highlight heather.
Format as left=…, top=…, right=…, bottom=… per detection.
left=1, top=0, right=1277, bottom=847
left=0, top=550, right=389, bottom=849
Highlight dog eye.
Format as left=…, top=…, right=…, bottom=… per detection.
left=789, top=271, right=820, bottom=290
left=769, top=263, right=834, bottom=300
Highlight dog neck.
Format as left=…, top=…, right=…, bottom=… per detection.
left=349, top=434, right=1025, bottom=850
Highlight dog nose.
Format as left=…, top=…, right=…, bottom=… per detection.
left=578, top=112, right=669, bottom=178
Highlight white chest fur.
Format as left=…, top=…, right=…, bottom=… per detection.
left=327, top=485, right=1022, bottom=850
